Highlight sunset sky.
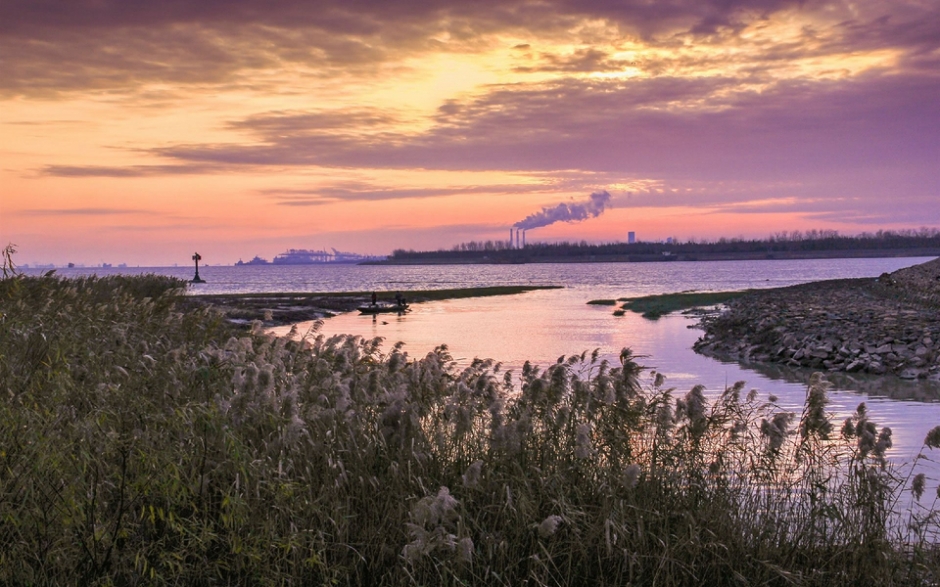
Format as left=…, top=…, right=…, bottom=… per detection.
left=1, top=0, right=938, bottom=266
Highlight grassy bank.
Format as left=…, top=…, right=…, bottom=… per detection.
left=194, top=286, right=562, bottom=326
left=2, top=273, right=940, bottom=585
left=617, top=290, right=753, bottom=318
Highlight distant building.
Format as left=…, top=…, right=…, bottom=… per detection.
left=628, top=231, right=636, bottom=244
left=258, top=248, right=386, bottom=265
left=666, top=237, right=674, bottom=244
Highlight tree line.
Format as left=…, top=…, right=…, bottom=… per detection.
left=391, top=228, right=940, bottom=261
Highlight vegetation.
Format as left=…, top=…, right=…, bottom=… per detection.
left=195, top=286, right=561, bottom=305
left=619, top=290, right=752, bottom=319
left=192, top=286, right=564, bottom=326
left=586, top=299, right=618, bottom=306
left=390, top=227, right=940, bottom=263
left=2, top=268, right=940, bottom=585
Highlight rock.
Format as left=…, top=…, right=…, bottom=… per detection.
left=899, top=368, right=925, bottom=380
left=693, top=258, right=940, bottom=378
left=845, top=360, right=863, bottom=372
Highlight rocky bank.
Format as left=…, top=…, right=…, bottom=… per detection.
left=694, top=257, right=940, bottom=380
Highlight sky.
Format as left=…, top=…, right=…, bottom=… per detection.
left=1, top=0, right=938, bottom=266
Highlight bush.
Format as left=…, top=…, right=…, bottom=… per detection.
left=1, top=274, right=938, bottom=585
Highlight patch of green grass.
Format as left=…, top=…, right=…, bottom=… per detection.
left=620, top=290, right=752, bottom=319
left=408, top=285, right=561, bottom=301
left=195, top=285, right=560, bottom=303
left=192, top=285, right=562, bottom=300
left=194, top=286, right=563, bottom=325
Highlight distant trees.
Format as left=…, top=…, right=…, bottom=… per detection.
left=451, top=240, right=512, bottom=253
left=389, top=228, right=940, bottom=261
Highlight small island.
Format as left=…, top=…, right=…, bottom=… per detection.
left=190, top=285, right=562, bottom=326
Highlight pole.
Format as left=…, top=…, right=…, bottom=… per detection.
left=191, top=252, right=206, bottom=283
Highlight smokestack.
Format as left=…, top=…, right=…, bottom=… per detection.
left=522, top=230, right=526, bottom=248
left=515, top=229, right=520, bottom=249
left=509, top=228, right=514, bottom=248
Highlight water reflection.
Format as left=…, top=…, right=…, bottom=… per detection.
left=282, top=285, right=940, bottom=470
left=744, top=361, right=940, bottom=403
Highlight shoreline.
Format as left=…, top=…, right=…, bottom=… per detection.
left=691, top=258, right=940, bottom=380
left=367, top=247, right=940, bottom=265
left=189, top=285, right=561, bottom=327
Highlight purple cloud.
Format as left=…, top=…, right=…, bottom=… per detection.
left=1, top=0, right=900, bottom=96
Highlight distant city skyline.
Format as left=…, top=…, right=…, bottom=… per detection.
left=2, top=0, right=938, bottom=266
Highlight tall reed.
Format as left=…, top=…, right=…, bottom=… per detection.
left=1, top=273, right=938, bottom=585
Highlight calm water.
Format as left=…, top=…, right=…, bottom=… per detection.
left=25, top=257, right=940, bottom=474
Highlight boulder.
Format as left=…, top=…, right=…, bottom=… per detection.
left=845, top=360, right=863, bottom=372
left=899, top=368, right=926, bottom=380
left=811, top=347, right=832, bottom=359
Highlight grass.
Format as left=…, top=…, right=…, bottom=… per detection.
left=619, top=290, right=753, bottom=319
left=193, top=286, right=565, bottom=326
left=2, top=269, right=940, bottom=585
left=195, top=285, right=561, bottom=303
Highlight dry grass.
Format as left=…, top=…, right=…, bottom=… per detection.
left=1, top=270, right=940, bottom=585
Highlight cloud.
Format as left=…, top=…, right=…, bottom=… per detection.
left=0, top=0, right=803, bottom=38
left=40, top=164, right=218, bottom=177
left=0, top=0, right=879, bottom=96
left=513, top=48, right=634, bottom=73
left=8, top=0, right=938, bottom=239
left=15, top=207, right=149, bottom=216
left=149, top=70, right=940, bottom=185
left=260, top=180, right=550, bottom=205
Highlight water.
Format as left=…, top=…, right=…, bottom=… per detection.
left=24, top=257, right=940, bottom=475
left=26, top=257, right=929, bottom=296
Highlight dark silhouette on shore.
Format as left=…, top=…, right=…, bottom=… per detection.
left=386, top=228, right=940, bottom=264
left=191, top=252, right=206, bottom=283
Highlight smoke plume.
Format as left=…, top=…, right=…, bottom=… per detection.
left=514, top=191, right=612, bottom=230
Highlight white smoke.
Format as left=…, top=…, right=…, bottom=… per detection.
left=514, top=191, right=612, bottom=230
